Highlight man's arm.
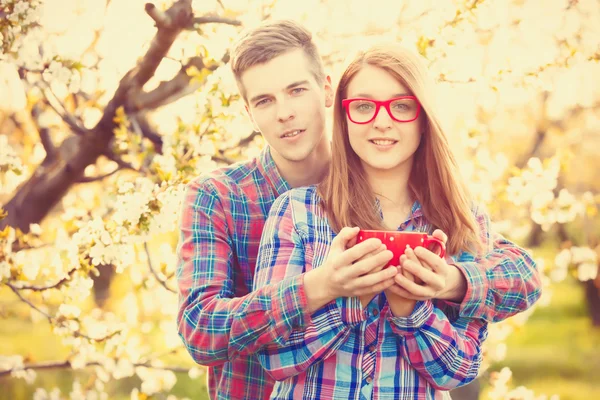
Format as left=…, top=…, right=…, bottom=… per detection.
left=176, top=178, right=311, bottom=366
left=395, top=206, right=542, bottom=323
left=445, top=206, right=542, bottom=322
left=387, top=301, right=488, bottom=390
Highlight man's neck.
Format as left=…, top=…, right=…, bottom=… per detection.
left=273, top=138, right=331, bottom=188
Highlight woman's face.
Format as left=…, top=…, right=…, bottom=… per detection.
left=344, top=65, right=423, bottom=177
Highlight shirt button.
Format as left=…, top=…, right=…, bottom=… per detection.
left=365, top=376, right=373, bottom=384
left=368, top=345, right=376, bottom=352
left=371, top=309, right=379, bottom=317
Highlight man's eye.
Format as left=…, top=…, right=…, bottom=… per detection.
left=256, top=99, right=271, bottom=107
left=291, top=88, right=307, bottom=94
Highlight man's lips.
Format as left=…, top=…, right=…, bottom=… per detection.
left=280, top=129, right=305, bottom=139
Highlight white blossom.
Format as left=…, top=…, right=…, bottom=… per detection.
left=578, top=262, right=598, bottom=281
left=0, top=261, right=11, bottom=280
left=58, top=304, right=82, bottom=319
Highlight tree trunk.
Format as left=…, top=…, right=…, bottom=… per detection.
left=0, top=134, right=106, bottom=232
left=450, top=377, right=480, bottom=400
left=0, top=0, right=195, bottom=234
left=584, top=278, right=600, bottom=327
left=91, top=264, right=116, bottom=308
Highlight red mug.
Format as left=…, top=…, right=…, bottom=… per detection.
left=356, top=230, right=446, bottom=267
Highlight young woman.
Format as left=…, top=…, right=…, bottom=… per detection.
left=252, top=44, right=492, bottom=399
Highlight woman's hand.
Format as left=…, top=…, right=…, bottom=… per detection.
left=384, top=265, right=417, bottom=317
left=386, top=230, right=466, bottom=302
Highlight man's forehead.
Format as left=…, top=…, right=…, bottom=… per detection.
left=241, top=50, right=317, bottom=97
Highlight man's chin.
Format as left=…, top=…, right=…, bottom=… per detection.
left=281, top=149, right=313, bottom=163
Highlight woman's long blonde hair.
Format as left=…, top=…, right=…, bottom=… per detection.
left=317, top=44, right=482, bottom=256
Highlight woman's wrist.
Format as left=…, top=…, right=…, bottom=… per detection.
left=385, top=290, right=417, bottom=317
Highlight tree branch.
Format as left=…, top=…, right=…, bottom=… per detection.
left=145, top=3, right=172, bottom=28
left=187, top=15, right=241, bottom=28
left=76, top=167, right=122, bottom=183
left=0, top=359, right=193, bottom=377
left=5, top=282, right=123, bottom=342
left=6, top=283, right=53, bottom=323
left=127, top=52, right=229, bottom=112
left=132, top=113, right=163, bottom=154
left=31, top=105, right=58, bottom=165
left=8, top=268, right=78, bottom=291
left=211, top=154, right=236, bottom=164
left=136, top=0, right=193, bottom=87
left=42, top=87, right=88, bottom=136
left=144, top=242, right=176, bottom=293
left=103, top=151, right=139, bottom=172
left=235, top=130, right=260, bottom=149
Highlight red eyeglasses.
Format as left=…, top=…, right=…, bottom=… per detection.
left=341, top=96, right=421, bottom=124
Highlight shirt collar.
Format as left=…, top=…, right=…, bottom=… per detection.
left=374, top=197, right=424, bottom=227
left=257, top=146, right=290, bottom=196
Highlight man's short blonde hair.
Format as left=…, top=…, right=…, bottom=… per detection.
left=230, top=20, right=326, bottom=100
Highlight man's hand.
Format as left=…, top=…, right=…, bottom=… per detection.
left=304, top=227, right=398, bottom=312
left=387, top=229, right=466, bottom=302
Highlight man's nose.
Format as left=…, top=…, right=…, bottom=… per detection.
left=276, top=98, right=295, bottom=122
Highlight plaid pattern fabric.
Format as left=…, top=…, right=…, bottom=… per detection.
left=253, top=185, right=540, bottom=399
left=176, top=145, right=541, bottom=400
left=176, top=147, right=312, bottom=400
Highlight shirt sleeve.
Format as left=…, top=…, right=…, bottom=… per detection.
left=386, top=300, right=488, bottom=390
left=450, top=205, right=542, bottom=322
left=176, top=178, right=311, bottom=366
left=253, top=192, right=366, bottom=381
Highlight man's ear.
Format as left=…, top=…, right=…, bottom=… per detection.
left=324, top=75, right=334, bottom=108
left=245, top=104, right=261, bottom=133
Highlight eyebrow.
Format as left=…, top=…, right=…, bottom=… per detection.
left=351, top=92, right=411, bottom=98
left=249, top=80, right=311, bottom=104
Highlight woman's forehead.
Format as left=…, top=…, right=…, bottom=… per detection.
left=346, top=65, right=410, bottom=99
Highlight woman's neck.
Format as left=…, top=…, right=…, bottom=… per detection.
left=365, top=162, right=414, bottom=229
left=366, top=163, right=412, bottom=205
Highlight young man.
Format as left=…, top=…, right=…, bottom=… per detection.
left=176, top=20, right=541, bottom=400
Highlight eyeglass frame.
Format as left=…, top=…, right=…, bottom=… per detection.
left=341, top=96, right=422, bottom=124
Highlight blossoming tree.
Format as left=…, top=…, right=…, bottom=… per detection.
left=1, top=0, right=599, bottom=399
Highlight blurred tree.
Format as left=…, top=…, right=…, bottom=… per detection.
left=0, top=0, right=599, bottom=399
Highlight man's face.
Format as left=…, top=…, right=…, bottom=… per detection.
left=241, top=49, right=333, bottom=163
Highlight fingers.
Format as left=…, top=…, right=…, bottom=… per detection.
left=385, top=284, right=428, bottom=301
left=413, top=247, right=447, bottom=274
left=402, top=261, right=444, bottom=292
left=345, top=250, right=393, bottom=278
left=431, top=229, right=448, bottom=243
left=393, top=272, right=434, bottom=298
left=354, top=243, right=387, bottom=264
left=402, top=247, right=444, bottom=290
left=336, top=238, right=386, bottom=268
left=402, top=247, right=424, bottom=284
left=359, top=244, right=389, bottom=274
left=331, top=227, right=360, bottom=250
left=351, top=269, right=398, bottom=296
